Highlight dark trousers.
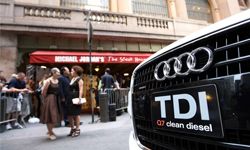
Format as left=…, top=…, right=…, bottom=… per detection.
left=62, top=102, right=68, bottom=123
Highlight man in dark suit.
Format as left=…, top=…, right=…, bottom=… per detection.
left=59, top=66, right=70, bottom=127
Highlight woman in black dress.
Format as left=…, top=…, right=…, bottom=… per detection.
left=66, top=65, right=84, bottom=137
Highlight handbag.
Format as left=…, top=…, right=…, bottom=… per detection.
left=72, top=98, right=86, bottom=105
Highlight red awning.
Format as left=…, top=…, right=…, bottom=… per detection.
left=29, top=51, right=152, bottom=64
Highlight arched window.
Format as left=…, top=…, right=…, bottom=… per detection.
left=185, top=0, right=213, bottom=22
left=61, top=0, right=109, bottom=11
left=132, top=0, right=168, bottom=17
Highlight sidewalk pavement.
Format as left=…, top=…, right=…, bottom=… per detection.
left=0, top=113, right=132, bottom=150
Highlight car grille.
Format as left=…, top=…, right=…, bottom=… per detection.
left=132, top=20, right=250, bottom=150
left=133, top=22, right=250, bottom=92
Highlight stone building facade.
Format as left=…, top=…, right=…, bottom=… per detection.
left=0, top=0, right=249, bottom=78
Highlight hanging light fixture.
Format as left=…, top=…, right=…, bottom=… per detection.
left=124, top=73, right=129, bottom=76
left=94, top=66, right=100, bottom=72
left=41, top=66, right=47, bottom=69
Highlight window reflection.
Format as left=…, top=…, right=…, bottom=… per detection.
left=185, top=0, right=213, bottom=23
left=61, top=0, right=109, bottom=11
left=132, top=0, right=168, bottom=17
left=238, top=0, right=250, bottom=10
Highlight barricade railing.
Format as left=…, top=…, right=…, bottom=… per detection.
left=103, top=88, right=129, bottom=111
left=0, top=92, right=31, bottom=126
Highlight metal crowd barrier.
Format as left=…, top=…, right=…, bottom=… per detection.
left=0, top=92, right=31, bottom=126
left=104, top=88, right=129, bottom=111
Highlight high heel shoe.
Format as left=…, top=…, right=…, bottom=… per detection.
left=72, top=129, right=80, bottom=137
left=67, top=128, right=75, bottom=136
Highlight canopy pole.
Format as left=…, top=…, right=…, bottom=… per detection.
left=87, top=10, right=94, bottom=124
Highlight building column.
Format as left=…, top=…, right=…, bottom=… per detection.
left=0, top=31, right=18, bottom=79
left=167, top=0, right=177, bottom=19
left=117, top=0, right=133, bottom=14
left=217, top=0, right=240, bottom=19
left=109, top=0, right=118, bottom=12
left=209, top=0, right=221, bottom=22
left=175, top=0, right=188, bottom=19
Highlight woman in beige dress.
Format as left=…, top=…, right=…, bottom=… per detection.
left=40, top=68, right=62, bottom=140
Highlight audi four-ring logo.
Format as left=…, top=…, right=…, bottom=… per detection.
left=154, top=47, right=213, bottom=81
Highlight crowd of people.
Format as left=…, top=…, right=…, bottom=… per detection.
left=0, top=66, right=85, bottom=140
left=38, top=66, right=85, bottom=140
left=0, top=72, right=33, bottom=130
left=0, top=66, right=130, bottom=141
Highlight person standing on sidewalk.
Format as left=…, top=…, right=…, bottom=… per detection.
left=59, top=66, right=70, bottom=127
left=66, top=65, right=84, bottom=137
left=6, top=72, right=30, bottom=129
left=0, top=73, right=6, bottom=92
left=40, top=68, right=62, bottom=140
left=101, top=68, right=115, bottom=92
